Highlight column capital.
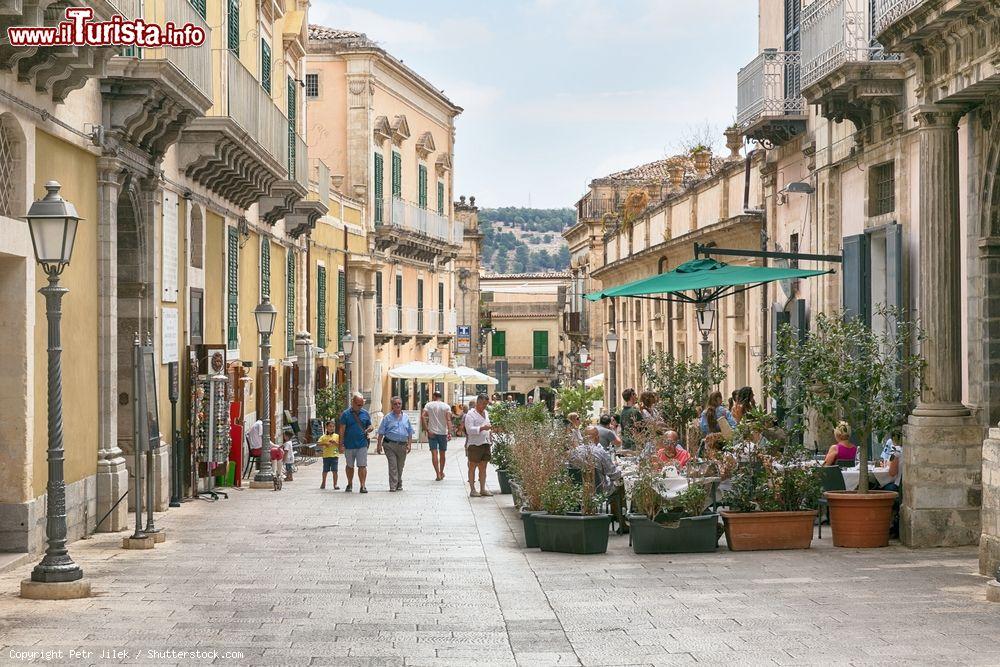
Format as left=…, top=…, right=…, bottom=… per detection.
left=914, top=104, right=965, bottom=129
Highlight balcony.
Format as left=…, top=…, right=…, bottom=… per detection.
left=373, top=197, right=462, bottom=262
left=578, top=197, right=619, bottom=222
left=489, top=355, right=554, bottom=373
left=563, top=311, right=586, bottom=338
left=436, top=310, right=456, bottom=342
left=178, top=50, right=292, bottom=209
left=100, top=0, right=213, bottom=157
left=736, top=49, right=807, bottom=145
left=873, top=0, right=927, bottom=38
left=801, top=0, right=905, bottom=130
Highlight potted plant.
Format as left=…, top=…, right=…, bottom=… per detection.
left=627, top=460, right=718, bottom=554
left=534, top=461, right=613, bottom=555
left=767, top=308, right=924, bottom=548
left=719, top=407, right=822, bottom=551
left=640, top=351, right=726, bottom=448
left=508, top=417, right=568, bottom=548
left=555, top=382, right=603, bottom=422
left=488, top=399, right=546, bottom=496
left=491, top=439, right=513, bottom=494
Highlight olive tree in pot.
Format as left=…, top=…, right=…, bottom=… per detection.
left=555, top=382, right=603, bottom=422
left=639, top=351, right=726, bottom=447
left=627, top=459, right=718, bottom=554
left=508, top=417, right=569, bottom=548
left=719, top=407, right=823, bottom=551
left=767, top=308, right=924, bottom=548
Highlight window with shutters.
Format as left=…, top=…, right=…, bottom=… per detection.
left=286, top=251, right=295, bottom=355
left=227, top=227, right=239, bottom=350
left=226, top=0, right=239, bottom=55
left=373, top=152, right=384, bottom=224
left=395, top=274, right=403, bottom=309
left=417, top=278, right=425, bottom=332
left=438, top=282, right=445, bottom=333
left=437, top=181, right=445, bottom=215
left=189, top=0, right=206, bottom=18
left=869, top=161, right=895, bottom=216
left=391, top=151, right=402, bottom=198
left=260, top=39, right=271, bottom=94
left=783, top=0, right=801, bottom=101
left=418, top=164, right=428, bottom=209
left=260, top=238, right=270, bottom=299
left=492, top=331, right=506, bottom=358
left=287, top=76, right=297, bottom=177
left=375, top=272, right=383, bottom=331
left=316, top=266, right=327, bottom=349
left=533, top=331, right=549, bottom=369
left=337, top=269, right=347, bottom=351
left=305, top=73, right=319, bottom=98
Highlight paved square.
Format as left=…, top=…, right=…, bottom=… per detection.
left=1, top=446, right=997, bottom=666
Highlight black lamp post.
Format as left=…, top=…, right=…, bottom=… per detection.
left=253, top=297, right=277, bottom=485
left=696, top=301, right=717, bottom=384
left=342, top=330, right=355, bottom=394
left=24, top=181, right=84, bottom=586
left=605, top=330, right=618, bottom=412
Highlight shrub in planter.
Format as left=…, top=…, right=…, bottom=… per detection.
left=506, top=416, right=569, bottom=548
left=627, top=461, right=718, bottom=554
left=535, top=469, right=613, bottom=555
left=491, top=439, right=513, bottom=494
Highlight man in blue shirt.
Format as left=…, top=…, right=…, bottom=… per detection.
left=377, top=396, right=414, bottom=492
left=338, top=392, right=373, bottom=493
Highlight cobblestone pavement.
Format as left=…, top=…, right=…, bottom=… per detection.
left=1, top=445, right=999, bottom=666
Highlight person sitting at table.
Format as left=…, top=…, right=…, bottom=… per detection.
left=652, top=430, right=690, bottom=470
left=639, top=391, right=661, bottom=423
left=700, top=391, right=737, bottom=436
left=566, top=412, right=584, bottom=446
left=596, top=414, right=621, bottom=452
left=880, top=436, right=902, bottom=493
left=575, top=426, right=627, bottom=531
left=823, top=421, right=858, bottom=467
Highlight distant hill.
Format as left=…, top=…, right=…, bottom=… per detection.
left=479, top=207, right=575, bottom=273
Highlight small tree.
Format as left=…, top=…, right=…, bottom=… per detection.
left=639, top=351, right=727, bottom=446
left=762, top=307, right=925, bottom=493
left=316, top=383, right=348, bottom=423
left=555, top=382, right=603, bottom=420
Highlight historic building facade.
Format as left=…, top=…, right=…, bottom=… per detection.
left=306, top=25, right=465, bottom=415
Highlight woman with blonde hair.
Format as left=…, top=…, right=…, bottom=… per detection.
left=823, top=421, right=858, bottom=466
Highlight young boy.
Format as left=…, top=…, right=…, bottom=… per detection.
left=319, top=420, right=341, bottom=490
left=281, top=429, right=295, bottom=482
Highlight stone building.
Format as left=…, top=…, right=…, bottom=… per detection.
left=453, top=196, right=484, bottom=371
left=306, top=25, right=465, bottom=415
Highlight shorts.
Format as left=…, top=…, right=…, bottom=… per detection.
left=344, top=447, right=368, bottom=468
left=428, top=433, right=448, bottom=451
left=322, top=457, right=339, bottom=473
left=285, top=463, right=294, bottom=474
left=269, top=446, right=284, bottom=462
left=466, top=443, right=491, bottom=463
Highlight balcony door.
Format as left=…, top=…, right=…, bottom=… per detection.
left=784, top=0, right=802, bottom=102
left=533, top=331, right=549, bottom=370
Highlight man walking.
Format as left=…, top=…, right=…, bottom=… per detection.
left=338, top=392, right=373, bottom=493
left=464, top=393, right=493, bottom=497
left=422, top=391, right=452, bottom=481
left=377, top=396, right=413, bottom=492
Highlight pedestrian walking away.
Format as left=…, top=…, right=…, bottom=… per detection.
left=464, top=393, right=493, bottom=497
left=377, top=396, right=413, bottom=491
left=338, top=392, right=374, bottom=493
left=422, top=391, right=453, bottom=481
left=318, top=420, right=341, bottom=490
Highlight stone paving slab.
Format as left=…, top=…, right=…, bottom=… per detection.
left=0, top=446, right=998, bottom=665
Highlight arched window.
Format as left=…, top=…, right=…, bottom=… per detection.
left=190, top=205, right=204, bottom=269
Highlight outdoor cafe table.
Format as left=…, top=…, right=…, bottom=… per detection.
left=617, top=457, right=718, bottom=500
left=841, top=466, right=894, bottom=491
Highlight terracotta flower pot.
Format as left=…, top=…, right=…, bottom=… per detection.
left=719, top=510, right=817, bottom=551
left=824, top=490, right=898, bottom=548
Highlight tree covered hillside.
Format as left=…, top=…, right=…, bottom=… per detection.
left=479, top=207, right=575, bottom=274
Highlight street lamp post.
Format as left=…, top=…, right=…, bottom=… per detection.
left=696, top=301, right=717, bottom=384
left=253, top=298, right=278, bottom=486
left=21, top=181, right=88, bottom=597
left=578, top=345, right=589, bottom=386
left=342, top=330, right=355, bottom=395
left=605, top=330, right=618, bottom=412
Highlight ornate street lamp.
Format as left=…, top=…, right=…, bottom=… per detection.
left=579, top=345, right=589, bottom=366
left=342, top=330, right=355, bottom=394
left=21, top=181, right=88, bottom=598
left=605, top=330, right=618, bottom=412
left=696, top=300, right=717, bottom=383
left=252, top=297, right=278, bottom=486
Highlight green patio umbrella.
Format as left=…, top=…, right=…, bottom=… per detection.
left=585, top=257, right=832, bottom=303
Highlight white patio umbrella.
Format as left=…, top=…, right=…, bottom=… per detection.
left=584, top=372, right=604, bottom=388
left=453, top=366, right=499, bottom=385
left=387, top=361, right=463, bottom=382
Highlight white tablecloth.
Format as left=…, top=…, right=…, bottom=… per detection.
left=841, top=467, right=894, bottom=491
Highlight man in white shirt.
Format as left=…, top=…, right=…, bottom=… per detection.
left=246, top=419, right=263, bottom=477
left=464, top=393, right=493, bottom=497
left=422, top=391, right=453, bottom=482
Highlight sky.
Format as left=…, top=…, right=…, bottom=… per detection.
left=310, top=0, right=759, bottom=209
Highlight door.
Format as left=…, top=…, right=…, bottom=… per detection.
left=533, top=331, right=549, bottom=369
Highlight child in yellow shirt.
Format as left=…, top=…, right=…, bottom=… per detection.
left=318, top=420, right=342, bottom=490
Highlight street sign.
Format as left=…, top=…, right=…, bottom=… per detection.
left=457, top=324, right=471, bottom=353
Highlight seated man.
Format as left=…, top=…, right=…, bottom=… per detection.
left=572, top=426, right=627, bottom=532
left=652, top=430, right=690, bottom=470
left=596, top=414, right=622, bottom=451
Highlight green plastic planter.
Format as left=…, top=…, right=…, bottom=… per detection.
left=627, top=513, right=720, bottom=554
left=534, top=513, right=613, bottom=555
left=497, top=469, right=512, bottom=495
left=520, top=509, right=545, bottom=548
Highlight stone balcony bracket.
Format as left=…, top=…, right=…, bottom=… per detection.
left=260, top=180, right=308, bottom=226
left=287, top=199, right=328, bottom=239
left=803, top=61, right=906, bottom=133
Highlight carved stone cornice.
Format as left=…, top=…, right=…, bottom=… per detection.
left=435, top=152, right=453, bottom=176
left=803, top=61, right=907, bottom=133
left=415, top=131, right=436, bottom=159
left=259, top=180, right=308, bottom=226
left=390, top=114, right=411, bottom=145
left=373, top=116, right=392, bottom=145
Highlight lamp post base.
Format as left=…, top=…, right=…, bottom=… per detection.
left=30, top=559, right=83, bottom=584
left=122, top=535, right=155, bottom=550
left=249, top=479, right=275, bottom=489
left=20, top=578, right=91, bottom=600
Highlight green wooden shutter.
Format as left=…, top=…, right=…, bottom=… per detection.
left=316, top=266, right=327, bottom=349
left=391, top=151, right=402, bottom=198
left=437, top=181, right=445, bottom=215
left=189, top=0, right=206, bottom=18
left=286, top=251, right=295, bottom=355
left=492, top=331, right=506, bottom=358
left=337, top=269, right=347, bottom=351
left=532, top=331, right=549, bottom=369
left=373, top=152, right=384, bottom=224
left=418, top=165, right=428, bottom=209
left=842, top=234, right=870, bottom=324
left=226, top=0, right=239, bottom=54
left=227, top=227, right=239, bottom=349
left=287, top=76, right=297, bottom=178
left=260, top=39, right=271, bottom=94
left=260, top=238, right=270, bottom=298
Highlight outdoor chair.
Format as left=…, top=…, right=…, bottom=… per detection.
left=243, top=432, right=259, bottom=480
left=817, top=465, right=846, bottom=539
left=835, top=458, right=855, bottom=468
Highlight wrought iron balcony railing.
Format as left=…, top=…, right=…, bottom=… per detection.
left=736, top=49, right=805, bottom=128
left=801, top=0, right=901, bottom=89
left=872, top=0, right=927, bottom=37
left=375, top=197, right=461, bottom=244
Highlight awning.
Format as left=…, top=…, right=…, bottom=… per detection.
left=584, top=373, right=604, bottom=388
left=387, top=361, right=462, bottom=382
left=585, top=258, right=832, bottom=303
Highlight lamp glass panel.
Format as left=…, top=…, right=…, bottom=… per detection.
left=30, top=218, right=70, bottom=264
left=255, top=308, right=277, bottom=335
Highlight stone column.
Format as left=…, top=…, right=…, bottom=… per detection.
left=361, top=286, right=376, bottom=395
left=95, top=158, right=129, bottom=533
left=902, top=106, right=983, bottom=547
left=295, top=332, right=315, bottom=435
left=347, top=286, right=362, bottom=396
